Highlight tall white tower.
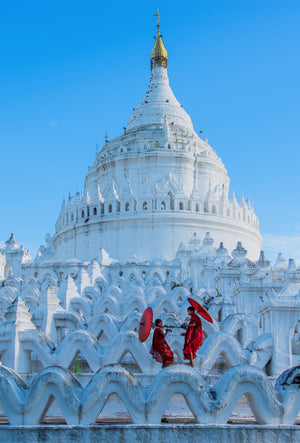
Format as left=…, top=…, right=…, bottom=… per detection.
left=53, top=12, right=262, bottom=262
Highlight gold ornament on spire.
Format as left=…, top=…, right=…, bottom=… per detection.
left=154, top=7, right=160, bottom=33
left=151, top=8, right=168, bottom=70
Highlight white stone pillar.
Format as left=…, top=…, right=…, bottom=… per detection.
left=1, top=297, right=36, bottom=374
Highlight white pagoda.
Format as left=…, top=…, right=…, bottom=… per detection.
left=51, top=13, right=261, bottom=263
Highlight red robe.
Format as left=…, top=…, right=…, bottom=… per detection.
left=150, top=327, right=174, bottom=366
left=183, top=314, right=203, bottom=360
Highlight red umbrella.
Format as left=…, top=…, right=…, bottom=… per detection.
left=139, top=307, right=153, bottom=342
left=188, top=297, right=214, bottom=323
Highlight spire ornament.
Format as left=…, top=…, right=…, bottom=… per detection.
left=151, top=8, right=168, bottom=70
left=154, top=8, right=160, bottom=34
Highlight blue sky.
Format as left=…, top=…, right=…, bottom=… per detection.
left=0, top=0, right=299, bottom=263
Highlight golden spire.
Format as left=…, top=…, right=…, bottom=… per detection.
left=154, top=8, right=160, bottom=34
left=151, top=8, right=168, bottom=70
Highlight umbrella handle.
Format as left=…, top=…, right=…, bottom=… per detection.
left=163, top=325, right=186, bottom=329
left=139, top=323, right=185, bottom=329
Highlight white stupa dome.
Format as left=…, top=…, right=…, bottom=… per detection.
left=52, top=18, right=262, bottom=262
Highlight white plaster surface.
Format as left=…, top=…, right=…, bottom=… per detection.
left=0, top=425, right=299, bottom=443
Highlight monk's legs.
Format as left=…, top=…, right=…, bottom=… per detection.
left=190, top=352, right=194, bottom=367
left=184, top=352, right=194, bottom=367
left=162, top=362, right=174, bottom=369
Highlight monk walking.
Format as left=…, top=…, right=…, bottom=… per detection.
left=150, top=319, right=174, bottom=368
left=182, top=306, right=203, bottom=367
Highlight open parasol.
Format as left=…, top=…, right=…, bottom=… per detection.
left=139, top=307, right=153, bottom=342
left=188, top=297, right=214, bottom=323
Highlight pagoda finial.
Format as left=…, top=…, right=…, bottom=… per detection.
left=151, top=9, right=168, bottom=71
left=154, top=8, right=160, bottom=36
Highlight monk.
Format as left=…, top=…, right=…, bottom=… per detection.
left=150, top=319, right=174, bottom=368
left=182, top=306, right=203, bottom=367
